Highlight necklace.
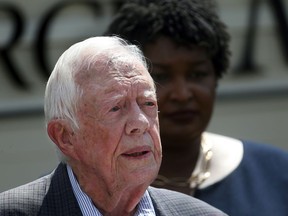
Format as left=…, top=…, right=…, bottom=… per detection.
left=153, top=138, right=213, bottom=195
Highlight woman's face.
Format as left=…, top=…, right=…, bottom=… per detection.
left=143, top=36, right=217, bottom=147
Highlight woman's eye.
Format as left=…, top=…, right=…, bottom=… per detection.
left=151, top=73, right=169, bottom=83
left=110, top=106, right=120, bottom=112
left=188, top=71, right=208, bottom=79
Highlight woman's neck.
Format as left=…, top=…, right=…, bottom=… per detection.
left=159, top=138, right=201, bottom=178
left=152, top=137, right=201, bottom=195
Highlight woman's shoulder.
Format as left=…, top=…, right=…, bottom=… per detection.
left=241, top=139, right=288, bottom=166
left=205, top=132, right=288, bottom=161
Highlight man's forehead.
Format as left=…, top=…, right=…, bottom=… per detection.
left=103, top=74, right=155, bottom=93
left=78, top=60, right=152, bottom=85
left=78, top=69, right=155, bottom=97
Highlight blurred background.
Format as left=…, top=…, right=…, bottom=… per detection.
left=0, top=0, right=287, bottom=192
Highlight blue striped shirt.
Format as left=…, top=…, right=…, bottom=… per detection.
left=67, top=165, right=156, bottom=216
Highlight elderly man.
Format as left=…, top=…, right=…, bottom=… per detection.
left=0, top=36, right=226, bottom=215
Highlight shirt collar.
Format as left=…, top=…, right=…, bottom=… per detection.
left=193, top=132, right=243, bottom=189
left=67, top=165, right=156, bottom=216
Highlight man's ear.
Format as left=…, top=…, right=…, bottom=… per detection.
left=47, top=120, right=78, bottom=159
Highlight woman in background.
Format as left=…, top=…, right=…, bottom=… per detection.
left=105, top=0, right=288, bottom=215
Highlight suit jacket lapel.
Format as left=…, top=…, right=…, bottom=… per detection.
left=148, top=187, right=172, bottom=216
left=38, top=163, right=83, bottom=216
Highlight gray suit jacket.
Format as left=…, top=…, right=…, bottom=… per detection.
left=0, top=163, right=227, bottom=216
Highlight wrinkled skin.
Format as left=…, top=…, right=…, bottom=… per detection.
left=48, top=60, right=162, bottom=215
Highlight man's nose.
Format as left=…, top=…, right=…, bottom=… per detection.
left=125, top=107, right=149, bottom=135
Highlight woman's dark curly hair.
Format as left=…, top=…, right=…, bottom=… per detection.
left=105, top=0, right=231, bottom=78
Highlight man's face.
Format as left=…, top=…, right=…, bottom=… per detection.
left=71, top=60, right=162, bottom=190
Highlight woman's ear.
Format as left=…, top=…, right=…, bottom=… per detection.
left=47, top=120, right=78, bottom=159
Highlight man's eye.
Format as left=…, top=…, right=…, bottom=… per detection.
left=110, top=106, right=120, bottom=112
left=144, top=101, right=155, bottom=107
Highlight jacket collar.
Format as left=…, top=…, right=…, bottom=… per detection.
left=38, top=163, right=82, bottom=216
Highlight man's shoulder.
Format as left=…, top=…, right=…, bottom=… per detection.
left=0, top=173, right=53, bottom=215
left=148, top=187, right=227, bottom=215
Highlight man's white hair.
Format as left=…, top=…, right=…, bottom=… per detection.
left=44, top=36, right=148, bottom=162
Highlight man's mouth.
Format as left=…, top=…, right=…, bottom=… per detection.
left=122, top=146, right=152, bottom=158
left=123, top=151, right=149, bottom=157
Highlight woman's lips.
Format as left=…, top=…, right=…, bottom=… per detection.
left=164, top=110, right=198, bottom=123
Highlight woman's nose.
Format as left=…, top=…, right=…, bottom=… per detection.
left=170, top=79, right=193, bottom=102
